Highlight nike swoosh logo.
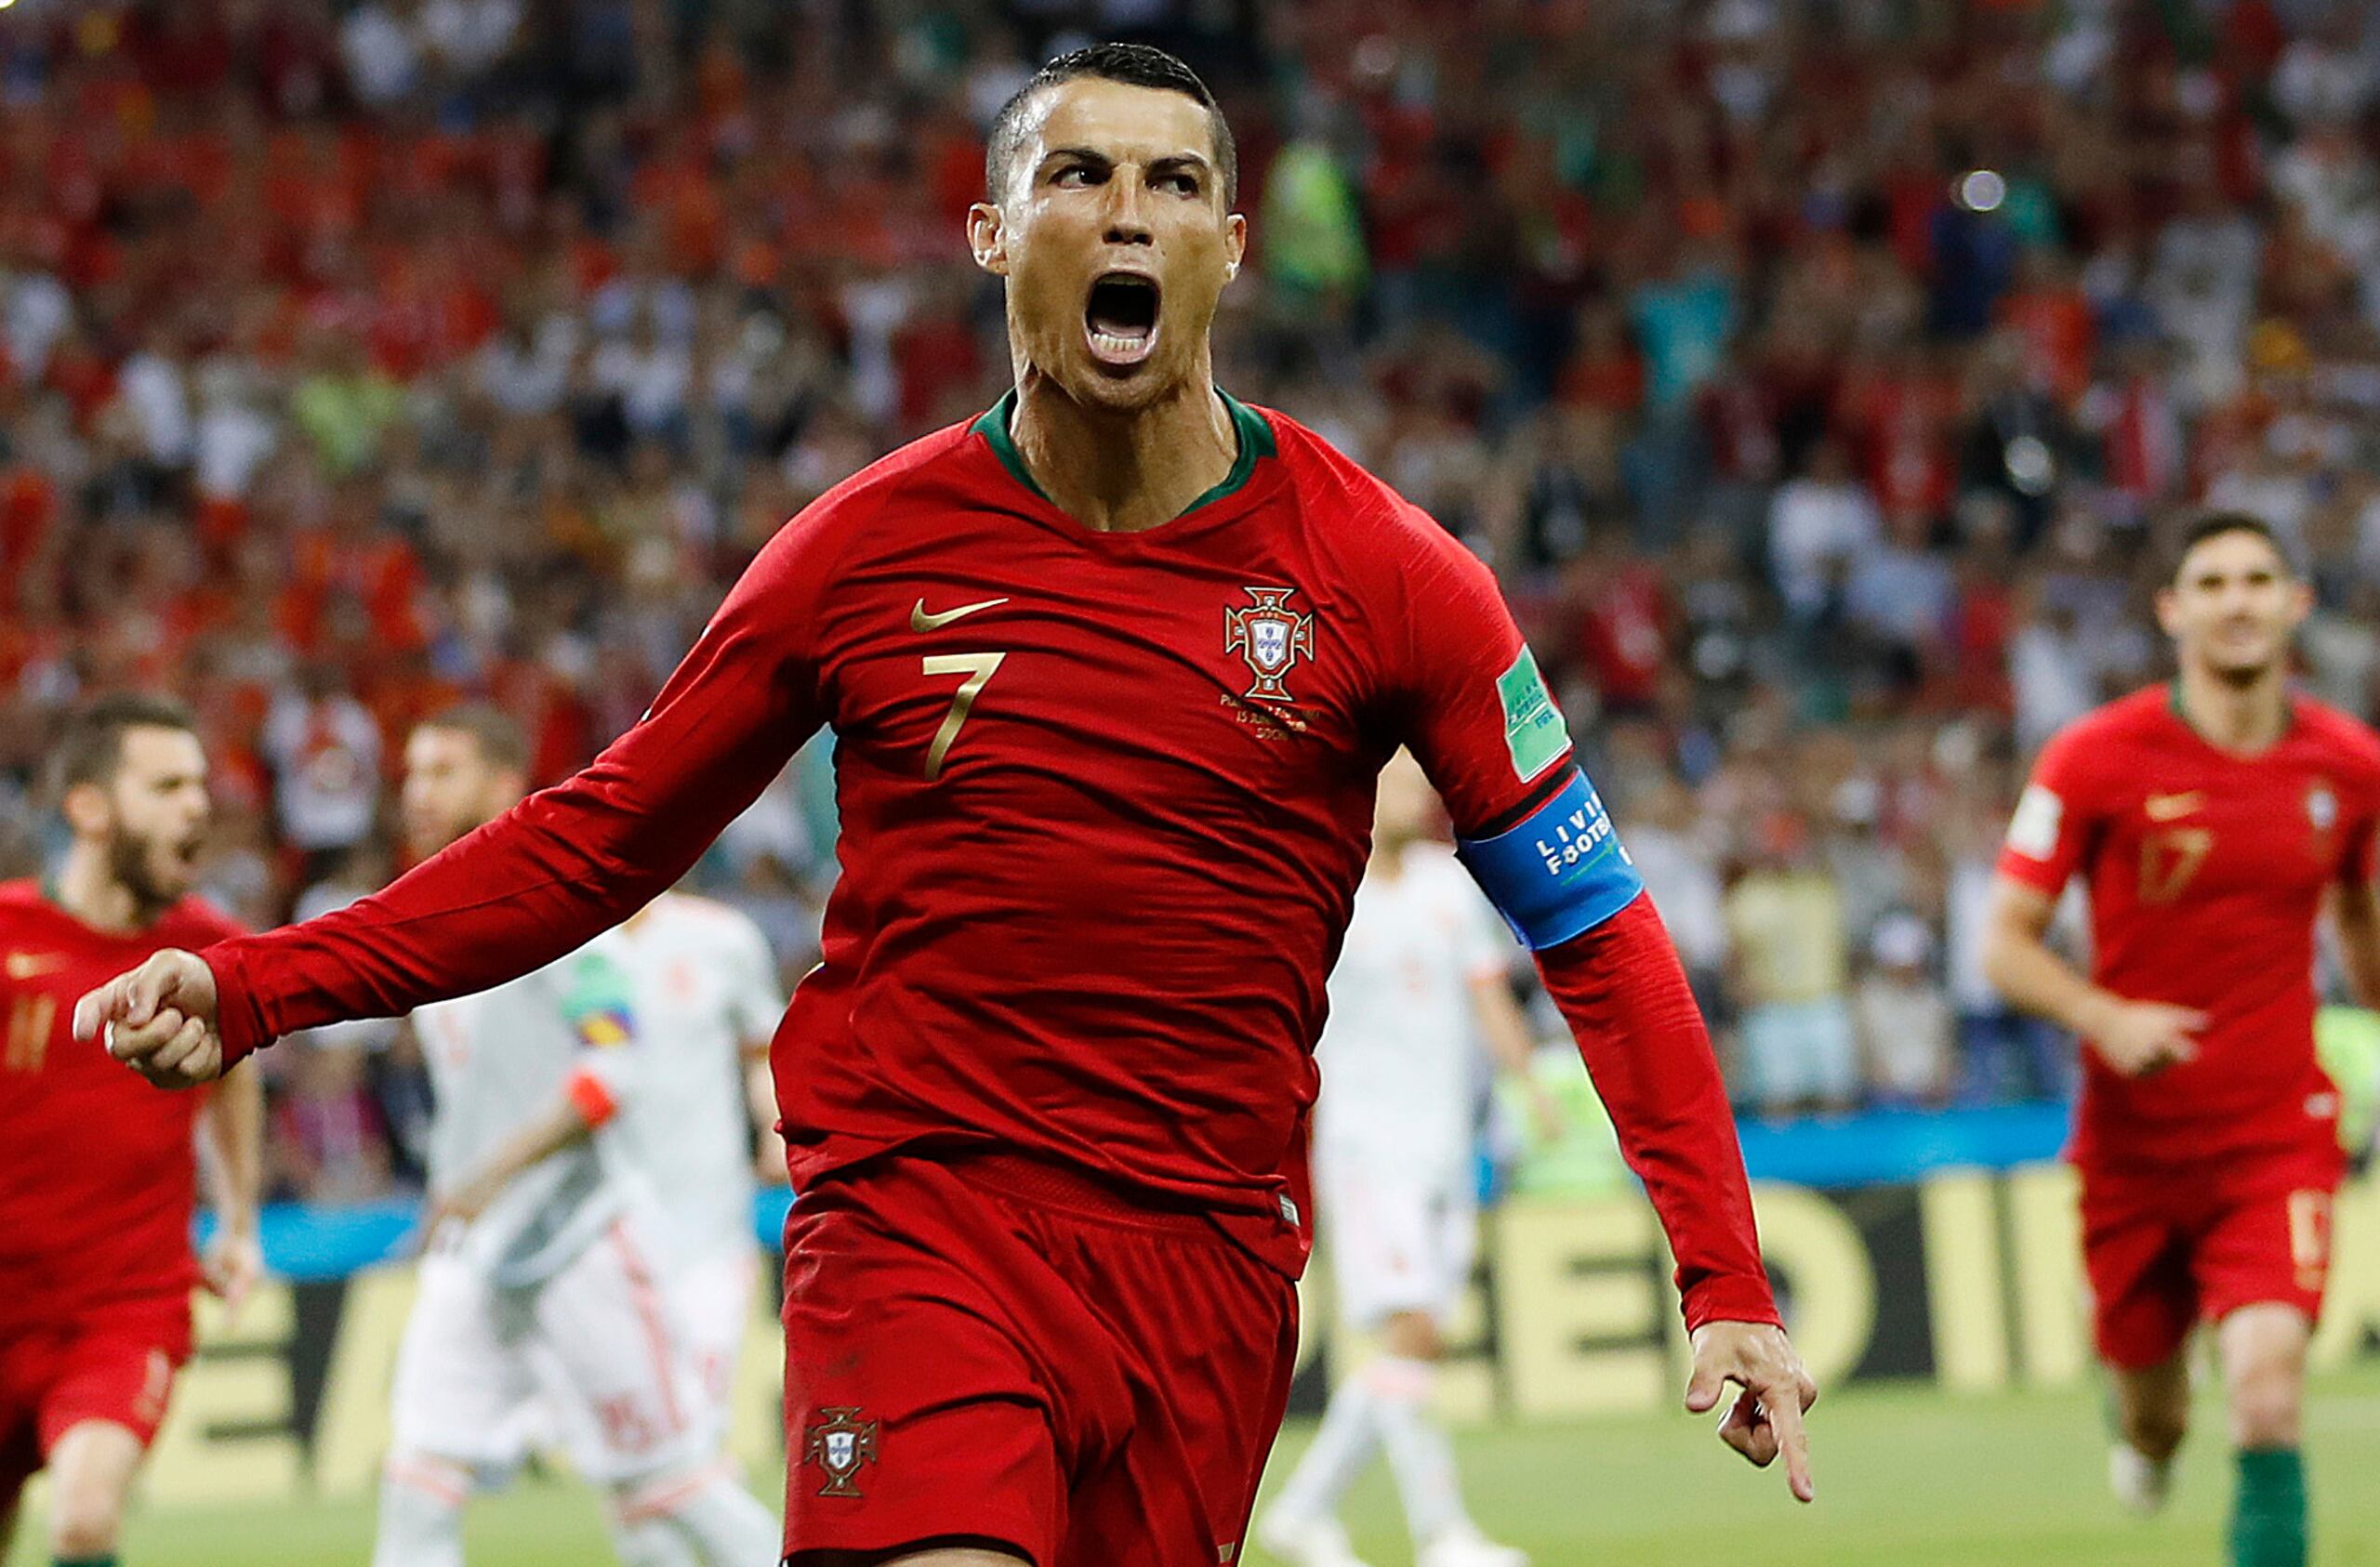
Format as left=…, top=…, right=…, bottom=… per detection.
left=910, top=597, right=1010, bottom=632
left=2144, top=791, right=2205, bottom=822
left=4, top=953, right=65, bottom=980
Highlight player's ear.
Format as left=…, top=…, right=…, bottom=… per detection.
left=1223, top=212, right=1247, bottom=283
left=2152, top=585, right=2182, bottom=639
left=968, top=203, right=1010, bottom=278
left=60, top=779, right=111, bottom=839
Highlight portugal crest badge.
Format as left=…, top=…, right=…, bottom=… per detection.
left=801, top=1406, right=879, bottom=1498
left=1223, top=586, right=1316, bottom=703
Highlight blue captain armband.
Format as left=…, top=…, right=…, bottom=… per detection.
left=1456, top=768, right=1645, bottom=950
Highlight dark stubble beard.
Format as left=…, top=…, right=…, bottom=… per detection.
left=108, top=829, right=180, bottom=926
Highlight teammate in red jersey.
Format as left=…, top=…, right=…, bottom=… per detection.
left=1984, top=512, right=2380, bottom=1567
left=0, top=695, right=261, bottom=1567
left=78, top=46, right=1812, bottom=1567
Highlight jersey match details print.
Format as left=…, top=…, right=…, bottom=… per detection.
left=1495, top=646, right=1567, bottom=782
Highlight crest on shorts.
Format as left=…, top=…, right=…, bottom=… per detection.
left=801, top=1406, right=879, bottom=1498
left=1223, top=586, right=1316, bottom=704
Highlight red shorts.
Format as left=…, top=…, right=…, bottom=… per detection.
left=2080, top=1137, right=2345, bottom=1370
left=779, top=1153, right=1300, bottom=1567
left=0, top=1292, right=192, bottom=1507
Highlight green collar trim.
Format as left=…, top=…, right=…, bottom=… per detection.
left=971, top=387, right=1275, bottom=520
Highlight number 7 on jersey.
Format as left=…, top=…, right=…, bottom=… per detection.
left=921, top=652, right=1006, bottom=780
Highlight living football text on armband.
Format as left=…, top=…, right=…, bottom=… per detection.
left=1456, top=767, right=1646, bottom=950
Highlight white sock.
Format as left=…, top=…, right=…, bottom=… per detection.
left=1366, top=1356, right=1472, bottom=1547
left=373, top=1454, right=470, bottom=1567
left=1268, top=1372, right=1381, bottom=1528
left=616, top=1462, right=781, bottom=1566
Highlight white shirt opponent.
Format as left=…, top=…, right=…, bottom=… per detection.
left=607, top=893, right=787, bottom=1270
left=413, top=928, right=646, bottom=1286
left=1313, top=844, right=1510, bottom=1187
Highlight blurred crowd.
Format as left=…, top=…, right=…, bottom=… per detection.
left=6, top=0, right=2380, bottom=1198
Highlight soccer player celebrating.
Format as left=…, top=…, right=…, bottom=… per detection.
left=0, top=695, right=261, bottom=1567
left=80, top=46, right=1812, bottom=1567
left=1984, top=512, right=2380, bottom=1567
left=374, top=706, right=777, bottom=1567
left=1260, top=752, right=1551, bottom=1567
left=606, top=889, right=789, bottom=1423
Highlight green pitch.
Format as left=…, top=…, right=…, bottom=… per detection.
left=13, top=1368, right=2380, bottom=1565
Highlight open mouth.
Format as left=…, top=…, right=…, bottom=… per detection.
left=1084, top=272, right=1160, bottom=368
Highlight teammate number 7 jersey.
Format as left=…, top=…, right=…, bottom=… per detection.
left=205, top=391, right=1663, bottom=1283
left=1997, top=685, right=2380, bottom=1165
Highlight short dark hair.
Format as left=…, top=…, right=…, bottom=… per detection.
left=985, top=43, right=1236, bottom=207
left=416, top=702, right=530, bottom=775
left=50, top=692, right=198, bottom=797
left=2170, top=510, right=2294, bottom=583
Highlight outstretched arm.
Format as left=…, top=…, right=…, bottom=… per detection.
left=79, top=512, right=841, bottom=1084
left=1391, top=515, right=1813, bottom=1501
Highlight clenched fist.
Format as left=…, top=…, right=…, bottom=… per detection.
left=73, top=948, right=225, bottom=1089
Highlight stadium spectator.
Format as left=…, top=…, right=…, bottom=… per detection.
left=1725, top=812, right=1859, bottom=1117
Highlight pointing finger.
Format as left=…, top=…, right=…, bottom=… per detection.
left=72, top=979, right=119, bottom=1043
left=1767, top=1379, right=1815, bottom=1503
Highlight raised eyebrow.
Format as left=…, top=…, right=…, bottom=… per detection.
left=1042, top=148, right=1115, bottom=172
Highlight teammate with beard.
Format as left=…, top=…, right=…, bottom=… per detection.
left=0, top=695, right=260, bottom=1567
left=80, top=46, right=1812, bottom=1567
left=1986, top=513, right=2380, bottom=1567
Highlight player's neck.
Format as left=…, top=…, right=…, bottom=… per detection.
left=2173, top=663, right=2291, bottom=755
left=1368, top=838, right=1412, bottom=881
left=53, top=843, right=156, bottom=934
left=1009, top=368, right=1236, bottom=533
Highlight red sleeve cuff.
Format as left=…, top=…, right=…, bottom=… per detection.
left=565, top=1069, right=620, bottom=1127
left=205, top=941, right=276, bottom=1070
left=1679, top=1271, right=1782, bottom=1332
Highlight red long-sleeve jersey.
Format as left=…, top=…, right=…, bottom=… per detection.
left=1999, top=685, right=2380, bottom=1167
left=202, top=391, right=1775, bottom=1325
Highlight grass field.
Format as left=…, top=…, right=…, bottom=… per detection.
left=13, top=1368, right=2380, bottom=1565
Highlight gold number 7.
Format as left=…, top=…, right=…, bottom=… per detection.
left=921, top=652, right=1007, bottom=780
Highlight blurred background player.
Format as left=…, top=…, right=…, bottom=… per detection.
left=1260, top=752, right=1551, bottom=1567
left=0, top=695, right=260, bottom=1567
left=374, top=704, right=776, bottom=1567
left=605, top=889, right=787, bottom=1432
left=82, top=43, right=1811, bottom=1567
left=1984, top=512, right=2380, bottom=1567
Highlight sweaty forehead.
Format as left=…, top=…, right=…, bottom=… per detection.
left=1018, top=78, right=1216, bottom=173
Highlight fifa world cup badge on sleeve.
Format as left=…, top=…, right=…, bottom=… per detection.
left=1458, top=768, right=1646, bottom=949
left=1497, top=646, right=1568, bottom=781
left=801, top=1406, right=880, bottom=1497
